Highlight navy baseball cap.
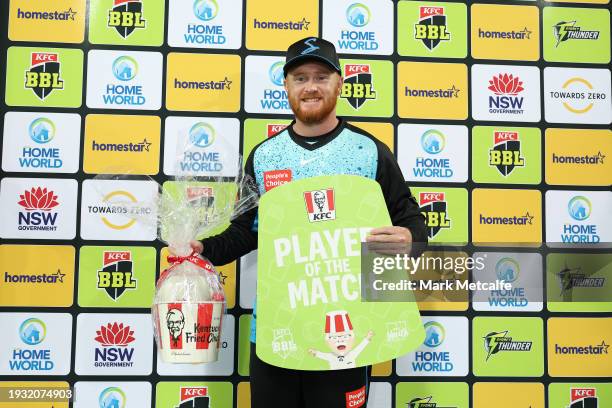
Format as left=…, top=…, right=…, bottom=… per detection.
left=283, top=37, right=341, bottom=77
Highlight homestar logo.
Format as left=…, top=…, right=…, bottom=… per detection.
left=99, top=387, right=127, bottom=408
left=103, top=56, right=145, bottom=106
left=554, top=21, right=600, bottom=47
left=488, top=131, right=525, bottom=176
left=107, top=0, right=146, bottom=38
left=552, top=151, right=605, bottom=165
left=556, top=262, right=605, bottom=297
left=179, top=122, right=223, bottom=173
left=414, top=6, right=451, bottom=51
left=338, top=3, right=378, bottom=51
left=184, top=0, right=226, bottom=45
left=562, top=196, right=600, bottom=243
left=4, top=269, right=65, bottom=285
left=10, top=318, right=54, bottom=371
left=478, top=27, right=531, bottom=40
left=17, top=187, right=59, bottom=231
left=94, top=322, right=136, bottom=368
left=260, top=61, right=289, bottom=111
left=19, top=118, right=63, bottom=169
left=91, top=138, right=152, bottom=153
left=253, top=17, right=310, bottom=31
left=555, top=341, right=609, bottom=355
left=174, top=77, right=232, bottom=90
left=419, top=192, right=451, bottom=239
left=488, top=257, right=528, bottom=308
left=412, top=321, right=453, bottom=373
left=16, top=7, right=77, bottom=21
left=549, top=77, right=601, bottom=114
left=177, top=387, right=210, bottom=408
left=483, top=330, right=532, bottom=361
left=479, top=212, right=533, bottom=226
left=97, top=251, right=137, bottom=301
left=488, top=73, right=525, bottom=114
left=304, top=189, right=336, bottom=222
left=413, top=130, right=453, bottom=179
left=340, top=64, right=377, bottom=109
left=405, top=85, right=460, bottom=98
left=24, top=52, right=64, bottom=100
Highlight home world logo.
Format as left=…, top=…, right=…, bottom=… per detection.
left=20, top=118, right=63, bottom=170
left=412, top=321, right=454, bottom=373
left=562, top=196, right=600, bottom=243
left=108, top=0, right=146, bottom=38
left=259, top=61, right=288, bottom=111
left=10, top=318, right=54, bottom=371
left=414, top=130, right=454, bottom=179
left=24, top=52, right=64, bottom=100
left=178, top=122, right=223, bottom=173
left=99, top=387, right=127, bottom=408
left=489, top=257, right=528, bottom=308
left=338, top=3, right=379, bottom=51
left=185, top=0, right=226, bottom=45
left=104, top=56, right=145, bottom=106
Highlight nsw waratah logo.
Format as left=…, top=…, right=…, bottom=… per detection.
left=17, top=187, right=60, bottom=231
left=95, top=322, right=135, bottom=346
left=112, top=56, right=138, bottom=81
left=19, top=318, right=46, bottom=346
left=25, top=52, right=64, bottom=100
left=495, top=257, right=520, bottom=283
left=193, top=0, right=218, bottom=21
left=421, top=130, right=445, bottom=154
left=269, top=61, right=285, bottom=87
left=423, top=321, right=445, bottom=348
left=488, top=73, right=525, bottom=114
left=19, top=187, right=59, bottom=211
left=29, top=118, right=55, bottom=144
left=99, top=387, right=126, bottom=408
left=189, top=122, right=216, bottom=148
left=304, top=189, right=336, bottom=222
left=568, top=196, right=591, bottom=221
left=346, top=3, right=370, bottom=27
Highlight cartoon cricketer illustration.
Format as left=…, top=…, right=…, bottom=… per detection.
left=308, top=310, right=374, bottom=369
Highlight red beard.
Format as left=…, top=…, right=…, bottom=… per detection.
left=288, top=89, right=339, bottom=124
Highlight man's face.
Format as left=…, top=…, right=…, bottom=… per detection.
left=325, top=331, right=355, bottom=356
left=284, top=61, right=342, bottom=124
left=167, top=311, right=185, bottom=339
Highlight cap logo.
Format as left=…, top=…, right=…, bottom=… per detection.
left=301, top=37, right=320, bottom=55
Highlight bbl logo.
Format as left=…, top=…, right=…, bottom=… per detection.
left=97, top=251, right=137, bottom=301
left=568, top=196, right=591, bottom=221
left=421, top=130, right=445, bottom=154
left=414, top=7, right=450, bottom=51
left=483, top=330, right=532, bottom=361
left=553, top=21, right=600, bottom=47
left=112, top=56, right=138, bottom=81
left=24, top=53, right=64, bottom=100
left=419, top=192, right=451, bottom=239
left=496, top=257, right=520, bottom=284
left=108, top=0, right=147, bottom=38
left=177, top=387, right=210, bottom=408
left=194, top=0, right=218, bottom=22
left=423, top=321, right=445, bottom=348
left=99, top=387, right=127, bottom=408
left=340, top=64, right=376, bottom=110
left=568, top=388, right=599, bottom=408
left=346, top=3, right=370, bottom=27
left=488, top=131, right=525, bottom=176
left=29, top=118, right=56, bottom=144
left=189, top=122, right=216, bottom=148
left=304, top=189, right=336, bottom=222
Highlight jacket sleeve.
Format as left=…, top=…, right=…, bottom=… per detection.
left=200, top=152, right=259, bottom=266
left=375, top=142, right=428, bottom=245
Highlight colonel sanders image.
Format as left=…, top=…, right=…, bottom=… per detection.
left=166, top=309, right=185, bottom=346
left=308, top=310, right=374, bottom=369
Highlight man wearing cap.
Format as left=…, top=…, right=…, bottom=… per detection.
left=193, top=37, right=426, bottom=407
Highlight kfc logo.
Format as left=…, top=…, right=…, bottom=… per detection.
left=304, top=188, right=336, bottom=222
left=166, top=308, right=185, bottom=349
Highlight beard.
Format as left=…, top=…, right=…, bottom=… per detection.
left=288, top=89, right=339, bottom=124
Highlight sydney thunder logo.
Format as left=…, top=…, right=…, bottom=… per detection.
left=553, top=21, right=600, bottom=47
left=340, top=64, right=376, bottom=110
left=414, top=6, right=450, bottom=51
left=108, top=0, right=147, bottom=38
left=419, top=192, right=451, bottom=239
left=488, top=131, right=525, bottom=176
left=483, top=330, right=532, bottom=361
left=407, top=396, right=457, bottom=408
left=24, top=53, right=64, bottom=100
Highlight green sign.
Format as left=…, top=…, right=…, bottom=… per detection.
left=242, top=118, right=292, bottom=163
left=543, top=7, right=611, bottom=64
left=257, top=175, right=424, bottom=370
left=5, top=46, right=83, bottom=108
left=472, top=316, right=544, bottom=377
left=397, top=1, right=468, bottom=58
left=411, top=187, right=468, bottom=244
left=88, top=0, right=165, bottom=46
left=238, top=314, right=252, bottom=376
left=547, top=253, right=612, bottom=312
left=78, top=246, right=156, bottom=308
left=155, top=382, right=233, bottom=408
left=396, top=382, right=469, bottom=408
left=337, top=59, right=394, bottom=118
left=548, top=383, right=611, bottom=408
left=472, top=126, right=541, bottom=185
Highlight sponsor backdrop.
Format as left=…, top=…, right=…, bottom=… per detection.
left=0, top=0, right=610, bottom=407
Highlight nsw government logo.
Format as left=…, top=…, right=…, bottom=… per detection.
left=412, top=322, right=453, bottom=373
left=304, top=189, right=336, bottom=222
left=419, top=192, right=451, bottom=239
left=338, top=3, right=378, bottom=51
left=340, top=64, right=377, bottom=109
left=19, top=118, right=63, bottom=170
left=108, top=0, right=146, bottom=38
left=99, top=387, right=127, bottom=408
left=10, top=318, right=54, bottom=371
left=488, top=131, right=525, bottom=177
left=94, top=322, right=136, bottom=368
left=483, top=330, right=532, bottom=361
left=24, top=52, right=64, bottom=100
left=413, top=130, right=453, bottom=179
left=554, top=21, right=600, bottom=47
left=562, top=196, right=600, bottom=243
left=488, top=73, right=525, bottom=115
left=17, top=187, right=60, bottom=232
left=415, top=6, right=450, bottom=51
left=97, top=251, right=136, bottom=301
left=184, top=0, right=226, bottom=45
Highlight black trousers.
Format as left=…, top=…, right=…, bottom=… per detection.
left=249, top=342, right=371, bottom=408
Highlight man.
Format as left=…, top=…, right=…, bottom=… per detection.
left=192, top=37, right=426, bottom=407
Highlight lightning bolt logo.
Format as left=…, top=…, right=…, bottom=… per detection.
left=553, top=21, right=576, bottom=47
